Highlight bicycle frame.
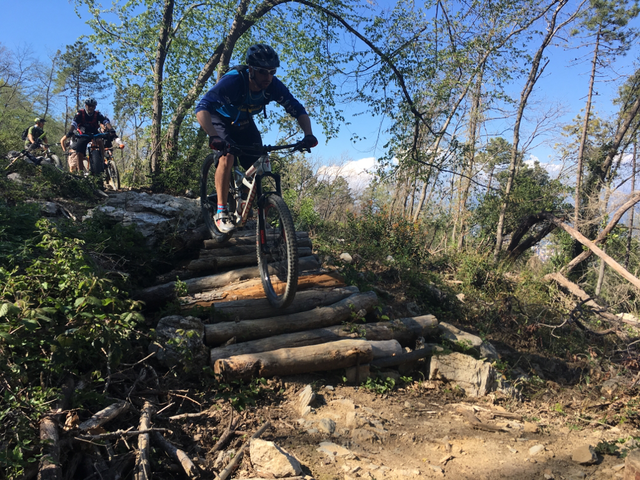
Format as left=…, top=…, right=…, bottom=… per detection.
left=228, top=153, right=283, bottom=228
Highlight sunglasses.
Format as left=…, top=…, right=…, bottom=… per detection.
left=253, top=67, right=277, bottom=76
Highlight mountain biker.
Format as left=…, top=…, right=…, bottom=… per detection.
left=25, top=118, right=49, bottom=152
left=195, top=43, right=318, bottom=234
left=60, top=97, right=113, bottom=174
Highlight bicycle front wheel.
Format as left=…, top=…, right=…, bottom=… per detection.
left=257, top=194, right=299, bottom=308
left=106, top=160, right=120, bottom=190
left=50, top=154, right=64, bottom=171
left=201, top=153, right=232, bottom=243
left=90, top=149, right=104, bottom=175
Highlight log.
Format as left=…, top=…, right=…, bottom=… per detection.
left=135, top=402, right=153, bottom=480
left=205, top=291, right=378, bottom=346
left=204, top=232, right=308, bottom=249
left=544, top=272, right=638, bottom=333
left=213, top=339, right=378, bottom=379
left=199, top=237, right=312, bottom=257
left=209, top=315, right=438, bottom=363
left=205, top=286, right=359, bottom=321
left=187, top=247, right=312, bottom=273
left=184, top=272, right=347, bottom=306
left=541, top=213, right=640, bottom=290
left=136, top=255, right=321, bottom=307
left=38, top=416, right=61, bottom=480
left=562, top=191, right=640, bottom=274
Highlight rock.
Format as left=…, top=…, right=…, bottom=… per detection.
left=250, top=438, right=302, bottom=478
left=7, top=172, right=23, bottom=183
left=624, top=448, right=640, bottom=478
left=524, top=422, right=539, bottom=434
left=317, top=441, right=352, bottom=458
left=298, top=384, right=315, bottom=416
left=317, top=418, right=336, bottom=435
left=479, top=341, right=499, bottom=361
left=149, top=315, right=208, bottom=370
left=429, top=352, right=499, bottom=397
left=601, top=378, right=622, bottom=399
left=340, top=253, right=353, bottom=264
left=529, top=444, right=545, bottom=456
left=405, top=302, right=420, bottom=316
left=351, top=428, right=377, bottom=444
left=386, top=255, right=395, bottom=263
left=572, top=445, right=598, bottom=465
left=85, top=191, right=201, bottom=246
left=345, top=364, right=370, bottom=384
left=438, top=322, right=483, bottom=351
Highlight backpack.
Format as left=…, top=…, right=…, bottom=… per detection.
left=21, top=127, right=30, bottom=141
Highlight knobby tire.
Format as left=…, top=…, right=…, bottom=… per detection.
left=106, top=160, right=120, bottom=191
left=257, top=194, right=298, bottom=308
left=201, top=153, right=232, bottom=243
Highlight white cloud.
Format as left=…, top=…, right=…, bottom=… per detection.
left=524, top=154, right=562, bottom=178
left=317, top=157, right=378, bottom=192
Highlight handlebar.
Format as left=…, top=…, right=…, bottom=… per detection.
left=75, top=132, right=111, bottom=140
left=227, top=141, right=310, bottom=157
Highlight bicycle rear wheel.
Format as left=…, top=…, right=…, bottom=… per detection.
left=257, top=194, right=298, bottom=308
left=106, top=160, right=120, bottom=190
left=201, top=153, right=233, bottom=243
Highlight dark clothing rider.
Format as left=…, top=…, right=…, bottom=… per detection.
left=195, top=43, right=318, bottom=234
left=60, top=97, right=112, bottom=173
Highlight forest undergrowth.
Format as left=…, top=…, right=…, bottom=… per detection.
left=0, top=164, right=638, bottom=479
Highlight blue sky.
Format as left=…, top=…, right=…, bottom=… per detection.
left=2, top=0, right=638, bottom=181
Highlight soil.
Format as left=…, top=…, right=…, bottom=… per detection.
left=160, top=369, right=638, bottom=480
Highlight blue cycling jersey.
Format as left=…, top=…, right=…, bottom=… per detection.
left=195, top=67, right=307, bottom=124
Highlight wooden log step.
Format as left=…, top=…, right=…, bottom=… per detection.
left=193, top=285, right=358, bottom=320
left=213, top=339, right=401, bottom=380
left=136, top=256, right=321, bottom=308
left=209, top=314, right=438, bottom=363
left=182, top=271, right=348, bottom=306
left=204, top=231, right=309, bottom=249
left=198, top=237, right=312, bottom=258
left=204, top=291, right=378, bottom=346
left=187, top=247, right=313, bottom=273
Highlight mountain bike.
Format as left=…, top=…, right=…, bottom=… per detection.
left=200, top=142, right=309, bottom=308
left=78, top=132, right=121, bottom=190
left=6, top=143, right=63, bottom=171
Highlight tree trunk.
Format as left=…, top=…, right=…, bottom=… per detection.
left=575, top=27, right=601, bottom=229
left=209, top=315, right=438, bottom=362
left=494, top=1, right=570, bottom=259
left=204, top=291, right=378, bottom=345
left=149, top=0, right=174, bottom=175
left=625, top=142, right=637, bottom=269
left=186, top=247, right=312, bottom=273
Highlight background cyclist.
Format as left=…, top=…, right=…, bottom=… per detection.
left=60, top=97, right=113, bottom=174
left=25, top=117, right=49, bottom=153
left=195, top=44, right=318, bottom=234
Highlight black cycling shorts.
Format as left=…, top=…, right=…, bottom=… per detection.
left=210, top=112, right=262, bottom=170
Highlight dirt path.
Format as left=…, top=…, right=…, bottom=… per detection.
left=183, top=373, right=637, bottom=480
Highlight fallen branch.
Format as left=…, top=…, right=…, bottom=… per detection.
left=78, top=401, right=130, bottom=431
left=135, top=401, right=154, bottom=480
left=217, top=421, right=271, bottom=480
left=75, top=427, right=172, bottom=441
left=209, top=408, right=237, bottom=453
left=153, top=431, right=199, bottom=479
left=370, top=343, right=440, bottom=369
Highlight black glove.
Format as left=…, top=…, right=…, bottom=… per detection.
left=209, top=135, right=229, bottom=152
left=301, top=134, right=318, bottom=149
